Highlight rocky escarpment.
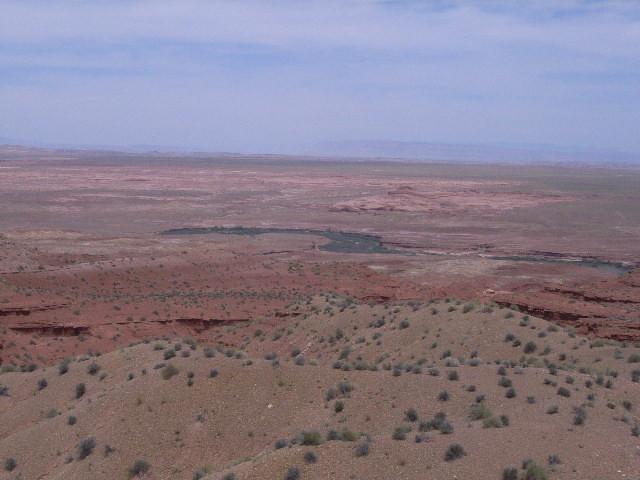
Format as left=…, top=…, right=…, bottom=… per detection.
left=9, top=323, right=90, bottom=336
left=0, top=303, right=68, bottom=317
left=492, top=269, right=640, bottom=341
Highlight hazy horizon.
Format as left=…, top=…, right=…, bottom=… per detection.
left=1, top=1, right=639, bottom=156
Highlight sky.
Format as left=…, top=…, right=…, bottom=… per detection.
left=1, top=0, right=639, bottom=155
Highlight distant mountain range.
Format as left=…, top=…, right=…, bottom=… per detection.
left=311, top=140, right=640, bottom=165
left=1, top=138, right=638, bottom=165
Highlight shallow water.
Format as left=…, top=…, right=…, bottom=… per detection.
left=486, top=255, right=633, bottom=275
left=161, top=226, right=397, bottom=254
left=162, top=226, right=633, bottom=274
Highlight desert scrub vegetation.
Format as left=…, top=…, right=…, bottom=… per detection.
left=300, top=431, right=323, bottom=446
left=75, top=382, right=86, bottom=399
left=438, top=390, right=450, bottom=401
left=420, top=412, right=453, bottom=434
left=87, top=362, right=101, bottom=375
left=325, top=428, right=358, bottom=442
left=503, top=467, right=518, bottom=480
left=522, top=460, right=547, bottom=480
left=404, top=407, right=419, bottom=422
left=161, top=363, right=179, bottom=380
left=573, top=405, right=587, bottom=426
left=193, top=467, right=209, bottom=480
left=444, top=443, right=466, bottom=461
left=303, top=451, right=317, bottom=464
left=354, top=441, right=370, bottom=457
left=498, top=376, right=512, bottom=388
left=285, top=467, right=300, bottom=480
left=392, top=425, right=412, bottom=440
left=76, top=437, right=96, bottom=460
left=627, top=353, right=640, bottom=363
left=4, top=458, right=17, bottom=472
left=128, top=459, right=150, bottom=478
left=469, top=403, right=492, bottom=421
left=325, top=381, right=353, bottom=401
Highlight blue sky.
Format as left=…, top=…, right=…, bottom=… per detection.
left=1, top=0, right=639, bottom=154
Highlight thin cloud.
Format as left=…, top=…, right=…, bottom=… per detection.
left=0, top=1, right=638, bottom=153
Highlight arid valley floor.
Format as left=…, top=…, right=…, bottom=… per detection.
left=1, top=146, right=639, bottom=479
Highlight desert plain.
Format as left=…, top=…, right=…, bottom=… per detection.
left=1, top=145, right=639, bottom=479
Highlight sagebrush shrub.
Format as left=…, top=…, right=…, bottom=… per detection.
left=444, top=443, right=466, bottom=461
left=77, top=437, right=96, bottom=460
left=75, top=383, right=86, bottom=399
left=128, top=460, right=150, bottom=478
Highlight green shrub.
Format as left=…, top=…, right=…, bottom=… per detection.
left=301, top=431, right=323, bottom=445
left=628, top=353, right=640, bottom=363
left=524, top=462, right=547, bottom=480
left=392, top=426, right=411, bottom=440
left=469, top=403, right=492, bottom=421
left=483, top=416, right=503, bottom=428
left=340, top=429, right=358, bottom=442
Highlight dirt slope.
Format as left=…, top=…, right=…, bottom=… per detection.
left=1, top=297, right=639, bottom=479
